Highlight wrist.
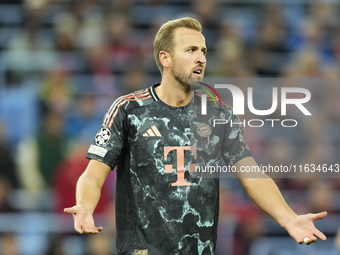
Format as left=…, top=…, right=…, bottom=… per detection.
left=280, top=212, right=298, bottom=229
left=75, top=204, right=94, bottom=215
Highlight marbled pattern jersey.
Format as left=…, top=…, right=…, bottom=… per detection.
left=86, top=84, right=251, bottom=255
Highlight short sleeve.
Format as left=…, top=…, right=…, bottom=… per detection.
left=222, top=111, right=251, bottom=166
left=86, top=99, right=127, bottom=169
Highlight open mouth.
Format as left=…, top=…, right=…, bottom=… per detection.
left=193, top=68, right=203, bottom=75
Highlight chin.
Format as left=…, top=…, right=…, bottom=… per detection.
left=191, top=75, right=203, bottom=81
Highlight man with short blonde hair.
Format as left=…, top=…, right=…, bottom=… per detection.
left=65, top=17, right=327, bottom=255
left=154, top=17, right=202, bottom=74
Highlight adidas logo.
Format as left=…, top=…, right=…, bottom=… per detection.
left=143, top=125, right=162, bottom=137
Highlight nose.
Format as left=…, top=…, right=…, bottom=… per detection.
left=197, top=53, right=206, bottom=64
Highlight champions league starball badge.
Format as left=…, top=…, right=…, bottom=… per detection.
left=95, top=127, right=111, bottom=146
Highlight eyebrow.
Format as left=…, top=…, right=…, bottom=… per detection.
left=187, top=46, right=208, bottom=54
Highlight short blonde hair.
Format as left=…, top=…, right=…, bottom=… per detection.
left=153, top=17, right=202, bottom=74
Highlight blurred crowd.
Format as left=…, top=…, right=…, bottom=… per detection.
left=0, top=0, right=340, bottom=254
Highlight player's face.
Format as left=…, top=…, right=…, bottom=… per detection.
left=170, top=27, right=207, bottom=91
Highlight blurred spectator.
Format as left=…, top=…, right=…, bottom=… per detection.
left=107, top=13, right=137, bottom=73
left=285, top=17, right=334, bottom=74
left=308, top=3, right=339, bottom=33
left=137, top=17, right=165, bottom=74
left=251, top=20, right=288, bottom=77
left=0, top=177, right=18, bottom=214
left=0, top=121, right=19, bottom=255
left=284, top=50, right=324, bottom=77
left=218, top=182, right=263, bottom=255
left=0, top=120, right=19, bottom=189
left=39, top=65, right=74, bottom=115
left=332, top=27, right=340, bottom=61
left=109, top=0, right=132, bottom=14
left=69, top=0, right=97, bottom=25
left=0, top=188, right=19, bottom=255
left=54, top=12, right=78, bottom=52
left=76, top=5, right=106, bottom=50
left=0, top=232, right=18, bottom=255
left=214, top=22, right=253, bottom=77
left=191, top=0, right=220, bottom=51
left=24, top=0, right=49, bottom=22
left=226, top=188, right=263, bottom=255
left=6, top=0, right=56, bottom=85
left=82, top=43, right=120, bottom=111
left=234, top=206, right=263, bottom=255
left=121, top=65, right=148, bottom=94
left=300, top=115, right=336, bottom=167
left=261, top=3, right=286, bottom=27
left=17, top=110, right=67, bottom=194
left=307, top=181, right=337, bottom=214
left=261, top=137, right=295, bottom=190
left=192, top=0, right=219, bottom=30
left=336, top=227, right=340, bottom=252
left=64, top=93, right=103, bottom=141
left=216, top=186, right=237, bottom=255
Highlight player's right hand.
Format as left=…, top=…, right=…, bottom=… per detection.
left=64, top=205, right=103, bottom=234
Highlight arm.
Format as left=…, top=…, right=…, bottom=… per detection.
left=64, top=159, right=111, bottom=234
left=234, top=157, right=327, bottom=244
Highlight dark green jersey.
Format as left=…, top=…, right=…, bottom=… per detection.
left=87, top=84, right=251, bottom=255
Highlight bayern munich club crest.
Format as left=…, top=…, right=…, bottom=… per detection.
left=95, top=127, right=111, bottom=146
left=197, top=123, right=212, bottom=137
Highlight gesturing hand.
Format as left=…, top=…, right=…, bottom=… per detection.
left=64, top=205, right=103, bottom=234
left=284, top=211, right=327, bottom=245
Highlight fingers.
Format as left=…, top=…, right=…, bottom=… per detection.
left=291, top=212, right=328, bottom=245
left=300, top=211, right=327, bottom=245
left=310, top=236, right=318, bottom=244
left=307, top=211, right=327, bottom=243
left=313, top=228, right=327, bottom=241
left=297, top=236, right=316, bottom=245
left=81, top=226, right=103, bottom=235
left=298, top=230, right=326, bottom=245
left=74, top=222, right=103, bottom=234
left=64, top=207, right=77, bottom=214
left=299, top=232, right=327, bottom=245
left=310, top=211, right=328, bottom=221
left=303, top=236, right=317, bottom=245
left=296, top=226, right=327, bottom=245
left=303, top=237, right=311, bottom=245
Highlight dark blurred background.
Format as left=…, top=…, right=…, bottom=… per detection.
left=0, top=0, right=340, bottom=254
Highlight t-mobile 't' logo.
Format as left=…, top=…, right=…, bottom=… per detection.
left=164, top=146, right=197, bottom=186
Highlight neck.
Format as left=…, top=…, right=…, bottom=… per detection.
left=155, top=76, right=192, bottom=107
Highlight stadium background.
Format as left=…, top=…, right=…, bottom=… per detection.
left=0, top=0, right=340, bottom=254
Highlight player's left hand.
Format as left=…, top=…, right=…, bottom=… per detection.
left=284, top=211, right=327, bottom=245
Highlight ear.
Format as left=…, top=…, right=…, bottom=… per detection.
left=159, top=51, right=171, bottom=69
